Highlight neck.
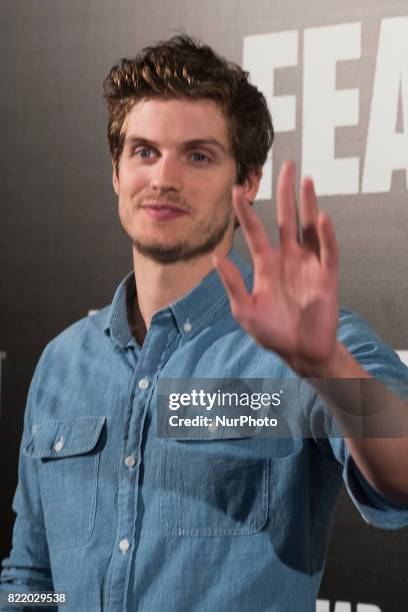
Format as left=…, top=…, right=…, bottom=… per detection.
left=132, top=241, right=233, bottom=330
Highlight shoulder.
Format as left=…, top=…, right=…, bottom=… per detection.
left=35, top=305, right=111, bottom=375
left=23, top=306, right=113, bottom=425
left=338, top=307, right=380, bottom=339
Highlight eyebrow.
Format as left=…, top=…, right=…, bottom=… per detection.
left=124, top=136, right=228, bottom=154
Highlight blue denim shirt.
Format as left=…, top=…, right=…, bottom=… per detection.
left=1, top=250, right=408, bottom=612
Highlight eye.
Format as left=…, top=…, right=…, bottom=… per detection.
left=134, top=146, right=156, bottom=159
left=191, top=151, right=209, bottom=163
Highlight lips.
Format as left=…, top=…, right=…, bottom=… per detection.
left=141, top=203, right=189, bottom=221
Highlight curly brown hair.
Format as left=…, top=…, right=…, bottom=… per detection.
left=103, top=34, right=273, bottom=184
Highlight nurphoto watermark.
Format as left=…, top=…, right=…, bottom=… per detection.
left=157, top=378, right=408, bottom=439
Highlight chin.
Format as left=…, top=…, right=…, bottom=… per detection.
left=134, top=242, right=194, bottom=264
left=131, top=215, right=231, bottom=265
left=133, top=235, right=223, bottom=265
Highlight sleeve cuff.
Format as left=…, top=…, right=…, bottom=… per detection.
left=343, top=449, right=408, bottom=529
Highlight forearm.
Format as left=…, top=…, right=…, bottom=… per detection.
left=0, top=485, right=56, bottom=612
left=0, top=580, right=58, bottom=612
left=1, top=413, right=55, bottom=607
left=304, top=342, right=408, bottom=503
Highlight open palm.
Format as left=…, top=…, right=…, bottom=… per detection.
left=215, top=161, right=339, bottom=374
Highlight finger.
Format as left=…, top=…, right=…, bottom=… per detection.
left=233, top=186, right=271, bottom=261
left=213, top=253, right=252, bottom=320
left=317, top=213, right=338, bottom=271
left=300, top=177, right=318, bottom=227
left=300, top=177, right=320, bottom=256
left=276, top=160, right=299, bottom=245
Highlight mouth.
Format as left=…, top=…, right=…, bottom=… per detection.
left=140, top=203, right=189, bottom=221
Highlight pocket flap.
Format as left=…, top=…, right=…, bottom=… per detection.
left=24, top=416, right=106, bottom=459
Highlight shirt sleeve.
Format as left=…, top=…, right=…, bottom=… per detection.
left=300, top=309, right=408, bottom=529
left=330, top=437, right=408, bottom=528
left=0, top=350, right=57, bottom=612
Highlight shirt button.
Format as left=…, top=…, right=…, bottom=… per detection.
left=138, top=377, right=149, bottom=390
left=124, top=454, right=136, bottom=468
left=54, top=437, right=64, bottom=452
left=183, top=319, right=192, bottom=333
left=119, top=538, right=130, bottom=552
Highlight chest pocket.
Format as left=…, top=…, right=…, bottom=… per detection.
left=160, top=436, right=269, bottom=536
left=24, top=416, right=106, bottom=550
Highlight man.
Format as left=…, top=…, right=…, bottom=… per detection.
left=1, top=34, right=408, bottom=612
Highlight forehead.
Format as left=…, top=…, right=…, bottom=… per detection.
left=123, top=98, right=231, bottom=148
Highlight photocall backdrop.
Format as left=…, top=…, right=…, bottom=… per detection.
left=1, top=1, right=407, bottom=610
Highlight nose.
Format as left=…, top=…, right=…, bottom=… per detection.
left=150, top=153, right=182, bottom=193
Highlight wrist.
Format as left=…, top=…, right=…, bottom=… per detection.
left=292, top=342, right=355, bottom=378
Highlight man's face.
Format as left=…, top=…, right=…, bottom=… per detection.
left=113, top=98, right=238, bottom=264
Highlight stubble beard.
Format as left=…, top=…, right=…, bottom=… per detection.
left=131, top=196, right=234, bottom=265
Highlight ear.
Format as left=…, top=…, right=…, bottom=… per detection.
left=112, top=161, right=119, bottom=195
left=240, top=169, right=262, bottom=203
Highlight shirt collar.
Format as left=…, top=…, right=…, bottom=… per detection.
left=103, top=271, right=138, bottom=349
left=103, top=248, right=252, bottom=348
left=169, top=249, right=252, bottom=339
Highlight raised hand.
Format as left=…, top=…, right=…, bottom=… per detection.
left=214, top=161, right=339, bottom=375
